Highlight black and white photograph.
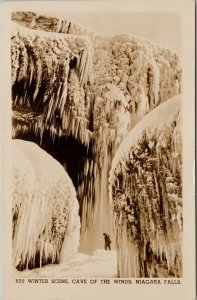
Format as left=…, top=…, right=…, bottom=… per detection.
left=0, top=1, right=195, bottom=300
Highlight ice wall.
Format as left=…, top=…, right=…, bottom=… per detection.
left=12, top=139, right=80, bottom=270
left=109, top=96, right=182, bottom=277
left=11, top=12, right=182, bottom=252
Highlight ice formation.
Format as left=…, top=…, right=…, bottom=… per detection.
left=11, top=12, right=182, bottom=256
left=109, top=96, right=182, bottom=277
left=12, top=139, right=80, bottom=270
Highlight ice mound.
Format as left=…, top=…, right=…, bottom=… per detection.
left=12, top=139, right=80, bottom=271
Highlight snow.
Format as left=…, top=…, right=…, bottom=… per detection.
left=14, top=250, right=117, bottom=278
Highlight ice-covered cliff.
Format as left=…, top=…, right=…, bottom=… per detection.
left=12, top=139, right=80, bottom=270
left=12, top=12, right=98, bottom=40
left=11, top=12, right=182, bottom=256
left=109, top=96, right=182, bottom=277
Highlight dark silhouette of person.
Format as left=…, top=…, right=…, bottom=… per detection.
left=103, top=233, right=111, bottom=250
left=146, top=241, right=153, bottom=263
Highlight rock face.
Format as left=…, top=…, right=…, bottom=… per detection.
left=12, top=139, right=80, bottom=270
left=11, top=12, right=182, bottom=255
left=109, top=96, right=182, bottom=277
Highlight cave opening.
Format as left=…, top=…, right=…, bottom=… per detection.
left=14, top=130, right=94, bottom=219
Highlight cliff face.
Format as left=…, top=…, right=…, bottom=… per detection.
left=109, top=96, right=182, bottom=277
left=12, top=12, right=98, bottom=39
left=13, top=140, right=80, bottom=271
left=12, top=12, right=182, bottom=258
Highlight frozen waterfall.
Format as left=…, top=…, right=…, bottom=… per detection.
left=11, top=12, right=182, bottom=273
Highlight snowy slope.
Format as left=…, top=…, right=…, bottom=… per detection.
left=13, top=250, right=117, bottom=278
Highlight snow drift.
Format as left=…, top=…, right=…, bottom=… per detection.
left=14, top=249, right=117, bottom=278
left=109, top=96, right=182, bottom=277
left=12, top=139, right=80, bottom=270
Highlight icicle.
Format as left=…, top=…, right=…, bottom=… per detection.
left=77, top=40, right=93, bottom=86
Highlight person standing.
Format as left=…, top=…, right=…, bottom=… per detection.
left=103, top=233, right=111, bottom=250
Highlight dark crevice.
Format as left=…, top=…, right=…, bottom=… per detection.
left=13, top=131, right=94, bottom=218
left=14, top=131, right=93, bottom=187
left=16, top=251, right=57, bottom=271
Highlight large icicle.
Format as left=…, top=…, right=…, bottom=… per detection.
left=12, top=139, right=80, bottom=270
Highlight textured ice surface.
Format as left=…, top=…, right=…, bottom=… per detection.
left=109, top=96, right=182, bottom=277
